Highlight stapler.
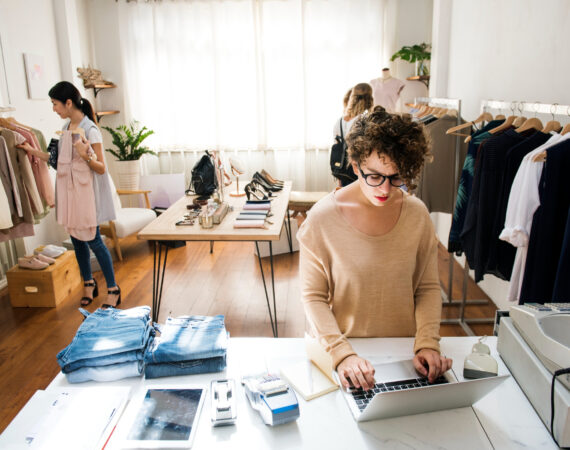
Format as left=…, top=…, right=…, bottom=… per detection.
left=211, top=379, right=237, bottom=426
left=464, top=336, right=498, bottom=379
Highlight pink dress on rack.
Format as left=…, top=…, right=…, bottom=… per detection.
left=56, top=131, right=97, bottom=240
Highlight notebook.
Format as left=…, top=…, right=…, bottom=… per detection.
left=280, top=360, right=338, bottom=401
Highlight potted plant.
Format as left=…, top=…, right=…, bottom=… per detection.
left=390, top=42, right=431, bottom=76
left=102, top=121, right=157, bottom=190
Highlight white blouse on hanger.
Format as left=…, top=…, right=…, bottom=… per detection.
left=499, top=133, right=570, bottom=302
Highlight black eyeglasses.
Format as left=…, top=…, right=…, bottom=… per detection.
left=357, top=163, right=405, bottom=187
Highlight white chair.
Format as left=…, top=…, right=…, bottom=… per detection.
left=100, top=176, right=157, bottom=261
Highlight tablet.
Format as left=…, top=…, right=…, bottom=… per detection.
left=121, top=386, right=206, bottom=449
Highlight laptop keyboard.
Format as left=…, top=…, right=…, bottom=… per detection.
left=350, top=376, right=449, bottom=411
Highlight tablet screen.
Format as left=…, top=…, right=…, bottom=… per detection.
left=127, top=388, right=204, bottom=441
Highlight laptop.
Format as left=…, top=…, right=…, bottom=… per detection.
left=334, top=358, right=509, bottom=422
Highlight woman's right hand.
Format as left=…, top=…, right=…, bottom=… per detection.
left=16, top=142, right=34, bottom=153
left=336, top=354, right=375, bottom=391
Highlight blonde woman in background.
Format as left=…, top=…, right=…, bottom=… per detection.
left=332, top=83, right=374, bottom=186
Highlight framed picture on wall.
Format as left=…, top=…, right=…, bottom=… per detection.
left=23, top=53, right=47, bottom=100
left=0, top=33, right=12, bottom=107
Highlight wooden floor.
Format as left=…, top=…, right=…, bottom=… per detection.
left=0, top=233, right=496, bottom=433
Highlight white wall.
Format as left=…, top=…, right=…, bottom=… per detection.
left=430, top=0, right=570, bottom=310
left=381, top=0, right=433, bottom=80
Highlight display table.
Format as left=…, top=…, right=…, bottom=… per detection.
left=2, top=336, right=556, bottom=449
left=137, top=182, right=293, bottom=335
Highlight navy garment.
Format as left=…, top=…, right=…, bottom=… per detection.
left=553, top=205, right=570, bottom=300
left=461, top=128, right=534, bottom=281
left=520, top=140, right=570, bottom=303
left=448, top=120, right=504, bottom=253
left=486, top=131, right=550, bottom=280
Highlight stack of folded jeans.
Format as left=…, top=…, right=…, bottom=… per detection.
left=144, top=314, right=228, bottom=379
left=57, top=306, right=154, bottom=383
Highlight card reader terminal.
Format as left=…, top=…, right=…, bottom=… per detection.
left=242, top=374, right=300, bottom=426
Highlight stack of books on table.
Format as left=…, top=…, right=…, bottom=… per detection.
left=234, top=200, right=271, bottom=228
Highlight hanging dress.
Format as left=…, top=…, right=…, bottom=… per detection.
left=56, top=130, right=97, bottom=240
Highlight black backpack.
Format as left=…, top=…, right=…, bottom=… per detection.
left=330, top=118, right=357, bottom=184
left=187, top=151, right=218, bottom=196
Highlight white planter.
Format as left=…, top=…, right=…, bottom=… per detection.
left=116, top=160, right=141, bottom=190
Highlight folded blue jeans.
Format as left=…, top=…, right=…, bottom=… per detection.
left=61, top=349, right=145, bottom=374
left=145, top=355, right=226, bottom=379
left=144, top=315, right=228, bottom=364
left=65, top=360, right=144, bottom=383
left=57, top=306, right=152, bottom=369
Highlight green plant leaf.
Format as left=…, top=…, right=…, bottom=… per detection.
left=103, top=120, right=157, bottom=161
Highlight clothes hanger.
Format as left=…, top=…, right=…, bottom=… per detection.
left=542, top=104, right=562, bottom=133
left=447, top=110, right=492, bottom=136
left=515, top=117, right=543, bottom=133
left=512, top=115, right=527, bottom=128
left=55, top=129, right=86, bottom=138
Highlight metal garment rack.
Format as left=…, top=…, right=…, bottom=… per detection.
left=414, top=97, right=490, bottom=336
left=480, top=99, right=570, bottom=118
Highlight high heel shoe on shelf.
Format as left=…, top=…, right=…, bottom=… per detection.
left=102, top=285, right=121, bottom=309
left=253, top=172, right=282, bottom=192
left=80, top=279, right=98, bottom=307
left=251, top=179, right=273, bottom=197
left=261, top=169, right=284, bottom=186
left=245, top=183, right=270, bottom=201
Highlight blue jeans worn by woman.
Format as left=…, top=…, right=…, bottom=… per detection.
left=71, top=226, right=116, bottom=287
left=144, top=315, right=228, bottom=378
left=57, top=306, right=152, bottom=369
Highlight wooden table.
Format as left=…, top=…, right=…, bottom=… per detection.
left=138, top=182, right=293, bottom=335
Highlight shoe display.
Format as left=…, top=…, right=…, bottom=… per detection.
left=35, top=253, right=56, bottom=265
left=34, top=244, right=66, bottom=258
left=18, top=256, right=49, bottom=270
left=261, top=169, right=284, bottom=186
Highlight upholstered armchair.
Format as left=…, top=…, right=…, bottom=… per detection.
left=99, top=176, right=157, bottom=261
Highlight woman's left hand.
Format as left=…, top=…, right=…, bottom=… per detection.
left=413, top=348, right=453, bottom=383
left=73, top=136, right=91, bottom=160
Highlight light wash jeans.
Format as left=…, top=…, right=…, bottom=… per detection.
left=65, top=360, right=143, bottom=383
left=57, top=306, right=152, bottom=369
left=61, top=349, right=145, bottom=374
left=144, top=315, right=228, bottom=364
left=145, top=355, right=226, bottom=379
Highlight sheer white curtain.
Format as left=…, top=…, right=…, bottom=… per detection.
left=118, top=0, right=385, bottom=190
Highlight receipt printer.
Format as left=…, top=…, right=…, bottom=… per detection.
left=464, top=337, right=498, bottom=379
left=242, top=374, right=300, bottom=426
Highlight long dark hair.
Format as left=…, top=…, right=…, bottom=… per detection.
left=48, top=81, right=97, bottom=124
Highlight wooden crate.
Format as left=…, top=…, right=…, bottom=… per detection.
left=7, top=250, right=82, bottom=307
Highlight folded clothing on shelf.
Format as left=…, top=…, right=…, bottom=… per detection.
left=144, top=314, right=228, bottom=379
left=233, top=220, right=266, bottom=228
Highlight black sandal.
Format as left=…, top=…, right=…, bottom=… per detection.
left=101, top=285, right=121, bottom=309
left=80, top=279, right=98, bottom=306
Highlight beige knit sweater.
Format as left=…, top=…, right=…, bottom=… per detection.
left=297, top=191, right=442, bottom=368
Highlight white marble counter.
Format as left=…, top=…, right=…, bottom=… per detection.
left=2, top=337, right=559, bottom=449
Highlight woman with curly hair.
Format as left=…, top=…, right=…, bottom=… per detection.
left=299, top=106, right=451, bottom=391
left=332, top=83, right=374, bottom=186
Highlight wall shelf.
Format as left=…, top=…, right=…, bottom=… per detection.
left=96, top=110, right=120, bottom=121
left=92, top=83, right=116, bottom=98
left=407, top=75, right=430, bottom=88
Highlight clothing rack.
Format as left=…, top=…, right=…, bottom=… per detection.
left=480, top=99, right=570, bottom=118
left=414, top=97, right=490, bottom=336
